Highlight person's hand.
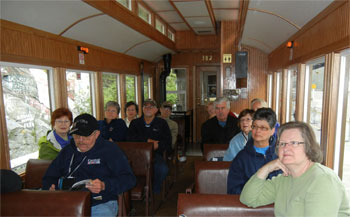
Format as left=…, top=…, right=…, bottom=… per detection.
left=49, top=184, right=56, bottom=191
left=147, top=139, right=159, bottom=150
left=86, top=179, right=105, bottom=194
left=256, top=159, right=290, bottom=179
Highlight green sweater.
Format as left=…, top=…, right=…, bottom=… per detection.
left=240, top=163, right=350, bottom=217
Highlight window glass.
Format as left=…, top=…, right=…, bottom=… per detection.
left=1, top=64, right=52, bottom=174
left=66, top=70, right=93, bottom=118
left=126, top=75, right=137, bottom=102
left=267, top=74, right=273, bottom=108
left=116, top=0, right=131, bottom=10
left=166, top=69, right=187, bottom=111
left=306, top=58, right=325, bottom=144
left=144, top=75, right=150, bottom=99
left=275, top=72, right=281, bottom=121
left=102, top=73, right=120, bottom=105
left=287, top=68, right=297, bottom=122
left=156, top=19, right=165, bottom=34
left=138, top=4, right=151, bottom=24
left=168, top=30, right=175, bottom=41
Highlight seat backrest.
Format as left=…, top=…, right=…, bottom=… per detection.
left=195, top=161, right=231, bottom=194
left=177, top=193, right=275, bottom=217
left=25, top=159, right=52, bottom=189
left=1, top=190, right=91, bottom=217
left=117, top=142, right=153, bottom=176
left=203, top=143, right=229, bottom=161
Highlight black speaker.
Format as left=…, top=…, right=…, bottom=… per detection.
left=235, top=51, right=248, bottom=79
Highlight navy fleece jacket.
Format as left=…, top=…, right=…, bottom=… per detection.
left=98, top=118, right=128, bottom=142
left=42, top=136, right=136, bottom=206
left=227, top=136, right=281, bottom=194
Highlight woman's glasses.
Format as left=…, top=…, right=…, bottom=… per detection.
left=277, top=141, right=305, bottom=148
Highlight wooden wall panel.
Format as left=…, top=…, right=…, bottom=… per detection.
left=175, top=31, right=220, bottom=51
left=0, top=20, right=155, bottom=75
left=269, top=0, right=349, bottom=71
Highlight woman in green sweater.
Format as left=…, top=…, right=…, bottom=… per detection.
left=38, top=108, right=73, bottom=160
left=240, top=121, right=350, bottom=216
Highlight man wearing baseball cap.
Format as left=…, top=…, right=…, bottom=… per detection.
left=127, top=99, right=172, bottom=194
left=43, top=113, right=136, bottom=216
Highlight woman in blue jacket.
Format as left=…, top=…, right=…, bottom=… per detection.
left=227, top=108, right=281, bottom=194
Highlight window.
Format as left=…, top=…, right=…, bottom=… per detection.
left=275, top=72, right=282, bottom=121
left=267, top=74, right=273, bottom=108
left=116, top=0, right=131, bottom=10
left=286, top=68, right=297, bottom=122
left=144, top=75, right=151, bottom=99
left=166, top=69, right=187, bottom=111
left=1, top=63, right=52, bottom=174
left=138, top=4, right=151, bottom=24
left=102, top=73, right=120, bottom=105
left=168, top=30, right=175, bottom=41
left=156, top=19, right=165, bottom=34
left=66, top=70, right=95, bottom=118
left=125, top=75, right=137, bottom=103
left=306, top=57, right=325, bottom=144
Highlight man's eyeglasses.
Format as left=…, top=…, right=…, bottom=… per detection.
left=55, top=120, right=70, bottom=125
left=251, top=125, right=270, bottom=131
left=143, top=105, right=155, bottom=109
left=277, top=141, right=305, bottom=148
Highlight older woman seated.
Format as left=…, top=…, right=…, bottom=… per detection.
left=38, top=108, right=73, bottom=160
left=240, top=121, right=350, bottom=216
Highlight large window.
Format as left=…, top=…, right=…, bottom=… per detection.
left=138, top=4, right=151, bottom=24
left=286, top=67, right=297, bottom=122
left=126, top=75, right=137, bottom=103
left=1, top=63, right=52, bottom=173
left=66, top=70, right=94, bottom=118
left=267, top=74, right=273, bottom=108
left=275, top=72, right=282, bottom=121
left=166, top=68, right=187, bottom=111
left=102, top=72, right=120, bottom=105
left=144, top=75, right=151, bottom=99
left=306, top=57, right=325, bottom=144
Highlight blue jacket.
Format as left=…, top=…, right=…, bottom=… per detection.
left=42, top=136, right=136, bottom=206
left=98, top=118, right=128, bottom=142
left=127, top=116, right=172, bottom=156
left=223, top=131, right=250, bottom=162
left=227, top=136, right=281, bottom=194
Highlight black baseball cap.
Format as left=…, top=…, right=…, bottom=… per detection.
left=69, top=113, right=98, bottom=136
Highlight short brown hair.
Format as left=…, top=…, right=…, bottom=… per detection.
left=51, top=108, right=73, bottom=127
left=277, top=121, right=323, bottom=163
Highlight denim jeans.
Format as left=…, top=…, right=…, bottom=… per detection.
left=153, top=154, right=169, bottom=193
left=91, top=200, right=118, bottom=217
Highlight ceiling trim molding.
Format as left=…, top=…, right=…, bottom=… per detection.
left=205, top=0, right=217, bottom=34
left=168, top=0, right=195, bottom=33
left=245, top=37, right=274, bottom=50
left=123, top=40, right=153, bottom=54
left=59, top=13, right=105, bottom=36
left=236, top=0, right=249, bottom=48
left=248, top=8, right=301, bottom=30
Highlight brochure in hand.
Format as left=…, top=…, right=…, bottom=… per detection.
left=59, top=177, right=92, bottom=191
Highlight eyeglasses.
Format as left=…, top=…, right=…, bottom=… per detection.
left=251, top=125, right=270, bottom=131
left=106, top=109, right=117, bottom=113
left=240, top=118, right=252, bottom=122
left=55, top=120, right=70, bottom=125
left=143, top=105, right=155, bottom=109
left=277, top=141, right=305, bottom=148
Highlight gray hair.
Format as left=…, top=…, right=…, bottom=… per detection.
left=253, top=108, right=277, bottom=129
left=105, top=101, right=120, bottom=114
left=214, top=97, right=230, bottom=109
left=251, top=98, right=268, bottom=109
left=277, top=121, right=323, bottom=163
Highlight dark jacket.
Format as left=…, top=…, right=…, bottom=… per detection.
left=127, top=116, right=172, bottom=156
left=227, top=136, right=281, bottom=194
left=42, top=136, right=136, bottom=206
left=98, top=118, right=128, bottom=142
left=201, top=115, right=240, bottom=146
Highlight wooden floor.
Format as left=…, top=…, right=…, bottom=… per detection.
left=132, top=155, right=202, bottom=216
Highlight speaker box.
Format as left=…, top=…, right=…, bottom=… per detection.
left=235, top=51, right=248, bottom=79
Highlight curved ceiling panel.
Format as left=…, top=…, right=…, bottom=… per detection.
left=242, top=10, right=298, bottom=53
left=1, top=0, right=100, bottom=35
left=125, top=40, right=174, bottom=62
left=62, top=15, right=150, bottom=54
